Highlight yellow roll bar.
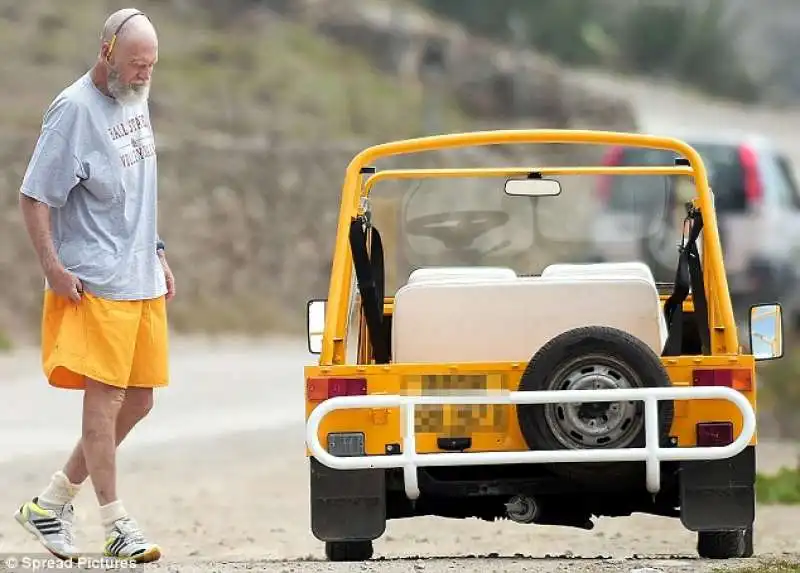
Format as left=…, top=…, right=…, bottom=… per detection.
left=320, top=129, right=736, bottom=365
left=360, top=166, right=695, bottom=199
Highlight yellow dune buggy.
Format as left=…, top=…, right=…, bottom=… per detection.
left=303, top=129, right=783, bottom=562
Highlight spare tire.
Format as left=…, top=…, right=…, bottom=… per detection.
left=516, top=326, right=674, bottom=486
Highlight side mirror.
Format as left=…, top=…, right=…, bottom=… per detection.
left=749, top=303, right=784, bottom=361
left=307, top=299, right=326, bottom=355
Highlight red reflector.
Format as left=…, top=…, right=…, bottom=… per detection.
left=307, top=377, right=367, bottom=400
left=692, top=369, right=752, bottom=391
left=306, top=378, right=328, bottom=401
left=696, top=422, right=734, bottom=446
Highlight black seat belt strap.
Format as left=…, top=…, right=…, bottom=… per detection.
left=662, top=208, right=704, bottom=356
left=349, top=217, right=390, bottom=364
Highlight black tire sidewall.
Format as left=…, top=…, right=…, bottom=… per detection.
left=517, top=326, right=675, bottom=483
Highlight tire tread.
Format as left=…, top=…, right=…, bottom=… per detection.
left=516, top=326, right=675, bottom=485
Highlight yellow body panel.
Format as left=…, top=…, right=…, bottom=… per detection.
left=305, top=350, right=758, bottom=456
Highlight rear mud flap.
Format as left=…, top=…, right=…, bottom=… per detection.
left=680, top=446, right=755, bottom=531
left=309, top=457, right=386, bottom=542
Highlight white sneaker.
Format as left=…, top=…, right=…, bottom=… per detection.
left=103, top=516, right=161, bottom=563
left=14, top=497, right=80, bottom=561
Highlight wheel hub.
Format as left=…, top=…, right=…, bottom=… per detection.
left=544, top=356, right=643, bottom=450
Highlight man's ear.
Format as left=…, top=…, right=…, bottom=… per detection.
left=101, top=40, right=113, bottom=63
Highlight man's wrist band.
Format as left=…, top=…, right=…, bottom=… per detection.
left=156, top=240, right=165, bottom=252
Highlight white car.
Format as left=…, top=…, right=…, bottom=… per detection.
left=590, top=130, right=800, bottom=337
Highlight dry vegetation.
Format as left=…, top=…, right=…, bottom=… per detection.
left=720, top=560, right=800, bottom=573
left=0, top=0, right=639, bottom=348
left=0, top=0, right=474, bottom=345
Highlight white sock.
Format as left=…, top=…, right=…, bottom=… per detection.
left=99, top=500, right=128, bottom=535
left=38, top=471, right=82, bottom=507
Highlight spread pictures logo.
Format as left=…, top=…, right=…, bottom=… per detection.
left=1, top=543, right=139, bottom=571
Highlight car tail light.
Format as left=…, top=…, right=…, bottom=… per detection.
left=738, top=144, right=762, bottom=208
left=596, top=145, right=625, bottom=204
left=696, top=422, right=734, bottom=446
left=307, top=377, right=367, bottom=400
left=692, top=368, right=752, bottom=391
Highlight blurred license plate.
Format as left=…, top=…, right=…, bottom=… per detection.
left=403, top=373, right=509, bottom=435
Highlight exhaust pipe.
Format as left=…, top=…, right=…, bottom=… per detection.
left=505, top=494, right=541, bottom=523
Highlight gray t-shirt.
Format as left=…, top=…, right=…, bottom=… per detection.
left=20, top=72, right=166, bottom=301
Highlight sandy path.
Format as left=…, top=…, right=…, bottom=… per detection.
left=0, top=423, right=798, bottom=572
left=1, top=422, right=799, bottom=572
left=0, top=336, right=798, bottom=573
left=0, top=336, right=307, bottom=463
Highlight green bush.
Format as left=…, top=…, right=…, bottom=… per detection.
left=756, top=334, right=800, bottom=440
left=757, top=465, right=800, bottom=505
left=416, top=0, right=603, bottom=66
left=615, top=1, right=759, bottom=102
left=0, top=329, right=11, bottom=352
left=718, top=559, right=800, bottom=573
left=414, top=0, right=760, bottom=103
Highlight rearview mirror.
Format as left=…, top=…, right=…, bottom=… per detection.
left=504, top=177, right=562, bottom=197
left=307, top=299, right=326, bottom=354
left=749, top=303, right=783, bottom=361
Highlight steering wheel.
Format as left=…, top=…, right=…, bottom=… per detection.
left=404, top=210, right=510, bottom=249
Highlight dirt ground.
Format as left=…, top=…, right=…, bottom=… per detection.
left=0, top=423, right=798, bottom=573
left=0, top=336, right=798, bottom=573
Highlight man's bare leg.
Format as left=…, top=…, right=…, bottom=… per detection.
left=61, top=387, right=154, bottom=485
left=74, top=382, right=161, bottom=563
left=18, top=378, right=126, bottom=559
left=37, top=383, right=156, bottom=540
left=78, top=378, right=126, bottom=506
left=36, top=386, right=153, bottom=510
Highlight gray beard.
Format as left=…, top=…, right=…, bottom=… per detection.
left=107, top=69, right=149, bottom=106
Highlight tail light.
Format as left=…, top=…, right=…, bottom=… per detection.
left=596, top=145, right=625, bottom=204
left=307, top=377, right=367, bottom=400
left=692, top=368, right=752, bottom=392
left=738, top=144, right=762, bottom=208
left=696, top=422, right=734, bottom=446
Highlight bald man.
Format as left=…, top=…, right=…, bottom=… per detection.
left=14, top=8, right=171, bottom=563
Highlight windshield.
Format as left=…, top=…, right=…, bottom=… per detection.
left=370, top=171, right=696, bottom=293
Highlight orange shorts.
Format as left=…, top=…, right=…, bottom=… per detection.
left=41, top=289, right=169, bottom=390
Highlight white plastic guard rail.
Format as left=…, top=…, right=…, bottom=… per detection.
left=305, top=386, right=757, bottom=501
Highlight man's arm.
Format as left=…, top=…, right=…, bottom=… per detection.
left=19, top=110, right=85, bottom=301
left=19, top=194, right=83, bottom=301
left=19, top=194, right=62, bottom=277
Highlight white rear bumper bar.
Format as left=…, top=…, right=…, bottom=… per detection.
left=305, top=386, right=756, bottom=500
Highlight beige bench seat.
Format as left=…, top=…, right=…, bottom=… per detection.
left=391, top=263, right=667, bottom=364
